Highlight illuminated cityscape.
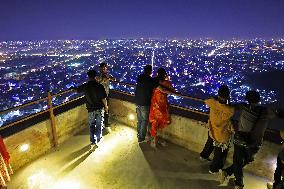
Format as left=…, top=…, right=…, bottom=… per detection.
left=1, top=39, right=284, bottom=126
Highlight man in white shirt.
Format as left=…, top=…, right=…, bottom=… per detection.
left=96, top=62, right=116, bottom=128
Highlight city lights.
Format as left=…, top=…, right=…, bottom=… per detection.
left=0, top=39, right=284, bottom=127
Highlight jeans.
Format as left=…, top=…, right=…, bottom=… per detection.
left=88, top=109, right=104, bottom=144
left=136, top=105, right=150, bottom=140
left=224, top=144, right=257, bottom=187
left=273, top=154, right=284, bottom=189
left=200, top=135, right=228, bottom=172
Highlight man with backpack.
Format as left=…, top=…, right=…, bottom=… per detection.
left=219, top=90, right=270, bottom=189
left=267, top=109, right=284, bottom=189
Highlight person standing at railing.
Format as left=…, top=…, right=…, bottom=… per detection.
left=135, top=65, right=158, bottom=143
left=149, top=68, right=176, bottom=148
left=219, top=91, right=271, bottom=189
left=96, top=62, right=116, bottom=130
left=267, top=127, right=284, bottom=189
left=199, top=85, right=235, bottom=174
left=71, top=70, right=108, bottom=150
left=0, top=136, right=13, bottom=188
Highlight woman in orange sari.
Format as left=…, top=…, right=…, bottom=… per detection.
left=149, top=68, right=176, bottom=148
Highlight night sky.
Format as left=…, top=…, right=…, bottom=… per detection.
left=0, top=0, right=284, bottom=41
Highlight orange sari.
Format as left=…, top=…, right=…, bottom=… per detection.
left=149, top=80, right=173, bottom=137
left=0, top=136, right=13, bottom=187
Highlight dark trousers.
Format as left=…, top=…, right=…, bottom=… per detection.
left=200, top=135, right=229, bottom=172
left=224, top=144, right=255, bottom=187
left=273, top=154, right=284, bottom=189
left=104, top=97, right=109, bottom=127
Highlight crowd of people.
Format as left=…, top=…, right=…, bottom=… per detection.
left=71, top=63, right=115, bottom=149
left=133, top=64, right=284, bottom=189
left=1, top=63, right=284, bottom=189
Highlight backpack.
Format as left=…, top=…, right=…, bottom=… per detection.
left=233, top=105, right=265, bottom=148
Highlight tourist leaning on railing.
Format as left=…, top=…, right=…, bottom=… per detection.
left=149, top=68, right=177, bottom=148
left=135, top=65, right=157, bottom=143
left=0, top=136, right=13, bottom=188
left=220, top=90, right=271, bottom=189
left=199, top=85, right=235, bottom=174
left=71, top=70, right=108, bottom=150
left=267, top=109, right=284, bottom=189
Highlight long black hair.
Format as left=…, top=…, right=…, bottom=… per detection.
left=156, top=67, right=167, bottom=81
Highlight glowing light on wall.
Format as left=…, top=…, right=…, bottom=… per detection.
left=128, top=114, right=135, bottom=120
left=20, top=144, right=29, bottom=152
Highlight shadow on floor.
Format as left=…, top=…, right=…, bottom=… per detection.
left=139, top=141, right=232, bottom=189
left=59, top=144, right=91, bottom=165
left=59, top=149, right=93, bottom=177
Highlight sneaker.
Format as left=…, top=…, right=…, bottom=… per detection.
left=234, top=186, right=244, bottom=189
left=90, top=143, right=98, bottom=151
left=267, top=183, right=273, bottom=189
left=199, top=156, right=212, bottom=162
left=158, top=140, right=167, bottom=147
left=97, top=137, right=104, bottom=145
left=219, top=170, right=228, bottom=184
left=105, top=127, right=112, bottom=132
left=150, top=140, right=157, bottom=148
left=145, top=135, right=152, bottom=144
left=209, top=170, right=218, bottom=174
left=138, top=138, right=145, bottom=143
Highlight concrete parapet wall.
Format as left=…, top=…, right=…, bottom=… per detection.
left=4, top=104, right=88, bottom=171
left=3, top=97, right=280, bottom=179
left=109, top=98, right=281, bottom=179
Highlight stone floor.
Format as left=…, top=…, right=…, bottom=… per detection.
left=8, top=123, right=270, bottom=189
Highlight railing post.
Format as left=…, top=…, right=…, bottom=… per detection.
left=47, top=91, right=58, bottom=147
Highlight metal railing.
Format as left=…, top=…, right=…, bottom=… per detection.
left=0, top=81, right=208, bottom=144
left=0, top=89, right=84, bottom=147
left=111, top=81, right=208, bottom=115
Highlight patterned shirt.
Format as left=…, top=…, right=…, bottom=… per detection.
left=205, top=98, right=235, bottom=144
left=96, top=74, right=113, bottom=96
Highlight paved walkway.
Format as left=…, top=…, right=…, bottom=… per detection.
left=8, top=123, right=269, bottom=189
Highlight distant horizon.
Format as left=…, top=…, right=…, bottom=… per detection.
left=1, top=37, right=284, bottom=42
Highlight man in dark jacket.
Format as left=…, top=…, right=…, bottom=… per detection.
left=219, top=91, right=270, bottom=189
left=267, top=109, right=284, bottom=189
left=72, top=70, right=108, bottom=149
left=135, top=65, right=158, bottom=142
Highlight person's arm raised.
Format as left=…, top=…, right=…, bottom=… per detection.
left=158, top=80, right=178, bottom=94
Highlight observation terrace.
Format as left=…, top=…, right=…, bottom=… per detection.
left=0, top=81, right=282, bottom=189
